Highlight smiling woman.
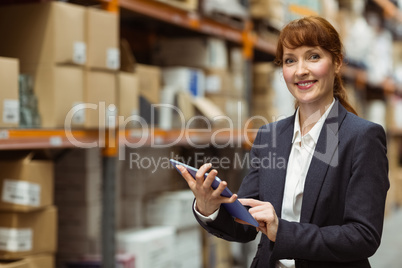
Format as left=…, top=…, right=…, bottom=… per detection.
left=180, top=16, right=389, bottom=268
left=275, top=16, right=357, bottom=117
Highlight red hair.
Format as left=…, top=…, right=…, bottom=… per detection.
left=275, top=16, right=357, bottom=115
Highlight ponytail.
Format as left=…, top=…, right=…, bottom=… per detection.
left=334, top=73, right=358, bottom=115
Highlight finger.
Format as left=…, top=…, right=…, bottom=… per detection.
left=211, top=178, right=227, bottom=197
left=249, top=204, right=271, bottom=214
left=204, top=169, right=218, bottom=190
left=220, top=193, right=237, bottom=204
left=238, top=198, right=264, bottom=207
left=195, top=163, right=211, bottom=188
left=176, top=165, right=196, bottom=189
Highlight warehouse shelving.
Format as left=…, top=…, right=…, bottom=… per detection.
left=0, top=128, right=257, bottom=150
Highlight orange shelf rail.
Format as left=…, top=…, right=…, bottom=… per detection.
left=0, top=129, right=99, bottom=150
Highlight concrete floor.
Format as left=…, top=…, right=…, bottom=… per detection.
left=369, top=208, right=402, bottom=268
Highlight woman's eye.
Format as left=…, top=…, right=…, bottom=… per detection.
left=284, top=58, right=295, bottom=64
left=310, top=54, right=320, bottom=60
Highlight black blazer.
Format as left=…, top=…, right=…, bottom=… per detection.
left=194, top=100, right=389, bottom=268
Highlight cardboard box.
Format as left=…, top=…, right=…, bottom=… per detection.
left=250, top=0, right=285, bottom=28
left=205, top=69, right=238, bottom=97
left=0, top=254, right=54, bottom=268
left=253, top=63, right=276, bottom=94
left=24, top=64, right=85, bottom=128
left=136, top=64, right=161, bottom=104
left=86, top=8, right=120, bottom=70
left=0, top=260, right=28, bottom=268
left=153, top=37, right=228, bottom=69
left=117, top=227, right=175, bottom=268
left=117, top=72, right=139, bottom=128
left=84, top=70, right=117, bottom=129
left=206, top=95, right=248, bottom=127
left=0, top=57, right=19, bottom=128
left=0, top=2, right=86, bottom=70
left=0, top=153, right=53, bottom=212
left=162, top=67, right=205, bottom=98
left=25, top=254, right=54, bottom=268
left=0, top=206, right=57, bottom=259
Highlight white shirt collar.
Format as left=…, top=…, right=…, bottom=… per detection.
left=292, top=98, right=336, bottom=144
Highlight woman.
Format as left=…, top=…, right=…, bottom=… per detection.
left=177, top=16, right=389, bottom=267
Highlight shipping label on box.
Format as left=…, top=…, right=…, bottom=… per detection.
left=2, top=100, right=19, bottom=125
left=2, top=179, right=41, bottom=207
left=0, top=153, right=53, bottom=212
left=0, top=206, right=57, bottom=260
left=0, top=228, right=32, bottom=252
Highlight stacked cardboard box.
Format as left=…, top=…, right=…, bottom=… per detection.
left=53, top=148, right=102, bottom=266
left=205, top=68, right=248, bottom=128
left=136, top=64, right=162, bottom=126
left=0, top=152, right=56, bottom=266
left=153, top=38, right=228, bottom=70
left=251, top=63, right=277, bottom=129
left=0, top=58, right=19, bottom=128
left=0, top=254, right=54, bottom=268
left=84, top=7, right=119, bottom=129
left=117, top=72, right=139, bottom=129
left=0, top=2, right=86, bottom=128
left=0, top=2, right=121, bottom=129
left=249, top=0, right=285, bottom=29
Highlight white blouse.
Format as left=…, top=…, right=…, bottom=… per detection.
left=277, top=98, right=335, bottom=268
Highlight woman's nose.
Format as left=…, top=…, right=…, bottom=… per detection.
left=295, top=61, right=309, bottom=77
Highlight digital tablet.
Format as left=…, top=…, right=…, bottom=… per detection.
left=170, top=159, right=259, bottom=227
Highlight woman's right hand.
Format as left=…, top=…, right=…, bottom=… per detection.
left=177, top=163, right=238, bottom=216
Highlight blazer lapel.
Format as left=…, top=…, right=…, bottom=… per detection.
left=300, top=101, right=347, bottom=223
left=262, top=115, right=294, bottom=218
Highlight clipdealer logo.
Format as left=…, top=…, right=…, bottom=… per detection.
left=63, top=101, right=339, bottom=167
left=63, top=102, right=287, bottom=160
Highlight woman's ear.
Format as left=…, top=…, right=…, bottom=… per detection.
left=334, top=57, right=343, bottom=74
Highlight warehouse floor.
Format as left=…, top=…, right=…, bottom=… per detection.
left=369, top=207, right=402, bottom=267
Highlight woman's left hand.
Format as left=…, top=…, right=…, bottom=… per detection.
left=237, top=198, right=279, bottom=242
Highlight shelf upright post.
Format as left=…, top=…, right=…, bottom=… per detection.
left=101, top=126, right=118, bottom=268
left=100, top=3, right=119, bottom=268
left=241, top=20, right=255, bottom=131
left=101, top=0, right=119, bottom=13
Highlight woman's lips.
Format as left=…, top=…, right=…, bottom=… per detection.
left=295, top=80, right=317, bottom=90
